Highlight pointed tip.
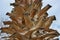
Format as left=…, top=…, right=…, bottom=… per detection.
left=45, top=12, right=48, bottom=15
left=49, top=15, right=56, bottom=20
left=10, top=3, right=18, bottom=6
left=10, top=3, right=15, bottom=5
left=6, top=12, right=9, bottom=15
left=53, top=15, right=56, bottom=20
left=3, top=21, right=7, bottom=25
left=47, top=4, right=52, bottom=8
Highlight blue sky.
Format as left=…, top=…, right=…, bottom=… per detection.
left=0, top=0, right=60, bottom=39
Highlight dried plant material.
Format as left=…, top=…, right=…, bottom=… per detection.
left=34, top=4, right=52, bottom=20
left=42, top=15, right=56, bottom=30
left=0, top=0, right=60, bottom=40
left=1, top=27, right=16, bottom=34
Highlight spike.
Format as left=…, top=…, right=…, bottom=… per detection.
left=6, top=12, right=15, bottom=17
left=3, top=21, right=12, bottom=25
left=30, top=1, right=42, bottom=19
left=10, top=3, right=19, bottom=6
left=34, top=4, right=52, bottom=19
left=42, top=16, right=56, bottom=30
left=1, top=27, right=16, bottom=34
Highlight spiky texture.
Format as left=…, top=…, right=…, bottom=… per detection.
left=0, top=0, right=60, bottom=40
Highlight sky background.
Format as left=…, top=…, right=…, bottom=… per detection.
left=0, top=0, right=60, bottom=40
